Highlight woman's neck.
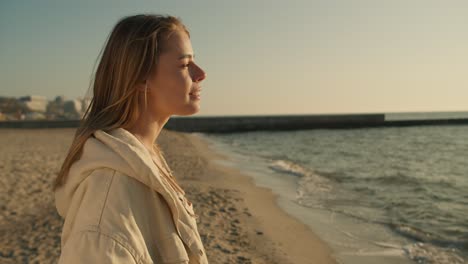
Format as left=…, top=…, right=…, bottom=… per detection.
left=126, top=109, right=170, bottom=151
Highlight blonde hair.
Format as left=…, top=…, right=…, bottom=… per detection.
left=53, top=14, right=190, bottom=191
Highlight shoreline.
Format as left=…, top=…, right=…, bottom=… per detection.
left=159, top=129, right=337, bottom=264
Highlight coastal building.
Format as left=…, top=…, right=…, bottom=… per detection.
left=0, top=95, right=94, bottom=121
left=18, top=95, right=48, bottom=113
left=63, top=99, right=82, bottom=119
left=24, top=112, right=46, bottom=120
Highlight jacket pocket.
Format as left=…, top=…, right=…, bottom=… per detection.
left=155, top=232, right=189, bottom=263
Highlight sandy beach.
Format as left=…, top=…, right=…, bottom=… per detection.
left=0, top=128, right=336, bottom=264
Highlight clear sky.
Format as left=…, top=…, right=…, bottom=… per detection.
left=1, top=0, right=467, bottom=116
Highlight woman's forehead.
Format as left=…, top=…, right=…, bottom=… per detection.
left=163, top=31, right=193, bottom=58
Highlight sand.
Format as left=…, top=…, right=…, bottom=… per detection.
left=0, top=128, right=336, bottom=264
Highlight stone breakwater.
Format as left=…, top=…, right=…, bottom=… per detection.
left=2, top=114, right=468, bottom=132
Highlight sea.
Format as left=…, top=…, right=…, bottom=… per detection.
left=195, top=112, right=468, bottom=264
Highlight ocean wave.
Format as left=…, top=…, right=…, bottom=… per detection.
left=266, top=160, right=336, bottom=203
left=267, top=159, right=309, bottom=177
left=314, top=170, right=355, bottom=183
left=395, top=223, right=466, bottom=245
left=404, top=242, right=466, bottom=264
left=363, top=172, right=422, bottom=186
left=337, top=241, right=465, bottom=263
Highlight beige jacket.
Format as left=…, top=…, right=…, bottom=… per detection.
left=55, top=128, right=208, bottom=264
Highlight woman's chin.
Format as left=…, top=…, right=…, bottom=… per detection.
left=175, top=104, right=200, bottom=116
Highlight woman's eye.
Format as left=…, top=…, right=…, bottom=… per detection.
left=182, top=64, right=190, bottom=68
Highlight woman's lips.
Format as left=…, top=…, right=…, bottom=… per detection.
left=189, top=88, right=201, bottom=98
left=190, top=92, right=201, bottom=99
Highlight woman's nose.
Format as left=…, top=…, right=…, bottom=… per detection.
left=193, top=65, right=207, bottom=82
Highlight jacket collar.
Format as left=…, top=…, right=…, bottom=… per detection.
left=56, top=128, right=181, bottom=227
left=94, top=128, right=167, bottom=193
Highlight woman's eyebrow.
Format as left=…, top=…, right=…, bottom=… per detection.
left=178, top=54, right=195, bottom=60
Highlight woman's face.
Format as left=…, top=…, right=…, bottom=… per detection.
left=146, top=30, right=207, bottom=118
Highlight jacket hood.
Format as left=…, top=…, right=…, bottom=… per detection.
left=55, top=128, right=178, bottom=221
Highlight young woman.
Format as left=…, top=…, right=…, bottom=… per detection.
left=53, top=14, right=208, bottom=263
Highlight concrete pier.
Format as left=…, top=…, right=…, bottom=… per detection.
left=166, top=114, right=385, bottom=133
left=1, top=114, right=468, bottom=132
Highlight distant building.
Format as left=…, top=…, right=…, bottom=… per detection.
left=18, top=95, right=48, bottom=113
left=0, top=96, right=25, bottom=115
left=0, top=95, right=93, bottom=121
left=63, top=99, right=82, bottom=119
left=54, top=95, right=66, bottom=105
left=24, top=112, right=46, bottom=120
